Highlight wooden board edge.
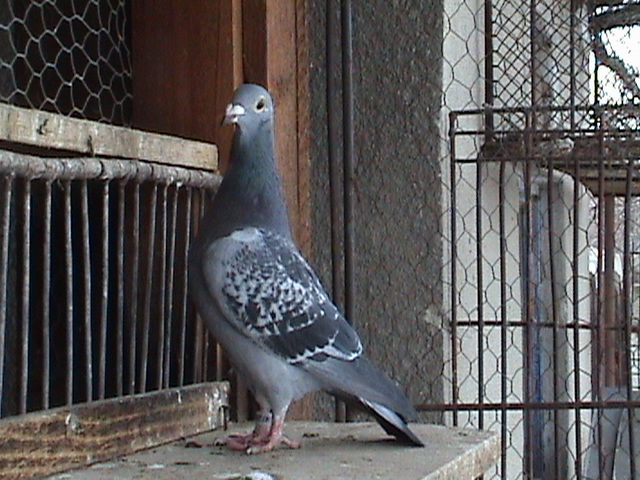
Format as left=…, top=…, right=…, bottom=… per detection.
left=0, top=103, right=218, bottom=172
left=0, top=382, right=229, bottom=480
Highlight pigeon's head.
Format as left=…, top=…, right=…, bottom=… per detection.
left=222, top=84, right=274, bottom=133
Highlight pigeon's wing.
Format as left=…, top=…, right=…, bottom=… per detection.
left=202, top=227, right=363, bottom=365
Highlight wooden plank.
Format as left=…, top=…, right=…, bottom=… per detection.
left=131, top=0, right=218, bottom=145
left=214, top=0, right=244, bottom=173
left=242, top=0, right=313, bottom=421
left=0, top=104, right=218, bottom=171
left=0, top=382, right=229, bottom=480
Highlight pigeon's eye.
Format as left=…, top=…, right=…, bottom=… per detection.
left=256, top=97, right=266, bottom=112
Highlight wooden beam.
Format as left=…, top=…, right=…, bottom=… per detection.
left=0, top=103, right=218, bottom=171
left=0, top=382, right=229, bottom=480
left=242, top=0, right=312, bottom=420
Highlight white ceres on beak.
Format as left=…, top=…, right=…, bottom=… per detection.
left=222, top=103, right=246, bottom=125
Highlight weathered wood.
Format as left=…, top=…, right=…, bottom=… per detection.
left=0, top=104, right=218, bottom=171
left=0, top=382, right=229, bottom=480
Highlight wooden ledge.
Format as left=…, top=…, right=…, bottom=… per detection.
left=0, top=104, right=218, bottom=172
left=0, top=382, right=229, bottom=480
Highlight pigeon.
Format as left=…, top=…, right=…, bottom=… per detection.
left=188, top=83, right=423, bottom=453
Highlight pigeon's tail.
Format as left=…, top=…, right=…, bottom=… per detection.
left=310, top=356, right=424, bottom=446
left=359, top=399, right=424, bottom=446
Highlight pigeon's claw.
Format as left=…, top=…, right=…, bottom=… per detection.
left=245, top=418, right=300, bottom=454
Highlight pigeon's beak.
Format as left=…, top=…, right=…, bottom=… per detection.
left=222, top=103, right=245, bottom=126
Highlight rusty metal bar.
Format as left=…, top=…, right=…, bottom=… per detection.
left=63, top=180, right=73, bottom=406
left=41, top=180, right=52, bottom=410
left=498, top=161, right=507, bottom=477
left=177, top=188, right=192, bottom=387
left=484, top=0, right=494, bottom=137
left=98, top=181, right=109, bottom=400
left=522, top=112, right=533, bottom=476
left=596, top=118, right=606, bottom=474
left=80, top=181, right=93, bottom=402
left=163, top=186, right=179, bottom=389
left=0, top=152, right=220, bottom=189
left=139, top=184, right=158, bottom=393
left=156, top=185, right=168, bottom=390
left=417, top=399, right=640, bottom=412
left=127, top=182, right=141, bottom=395
left=623, top=158, right=637, bottom=477
left=116, top=180, right=125, bottom=398
left=572, top=138, right=583, bottom=480
left=546, top=161, right=561, bottom=479
left=475, top=155, right=485, bottom=431
left=449, top=112, right=459, bottom=427
left=20, top=180, right=31, bottom=414
left=0, top=175, right=13, bottom=416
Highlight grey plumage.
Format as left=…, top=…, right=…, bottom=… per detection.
left=189, top=84, right=423, bottom=452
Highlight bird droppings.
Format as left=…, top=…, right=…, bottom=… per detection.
left=184, top=440, right=203, bottom=448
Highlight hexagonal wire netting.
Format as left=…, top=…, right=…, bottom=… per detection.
left=0, top=0, right=131, bottom=125
left=442, top=1, right=640, bottom=479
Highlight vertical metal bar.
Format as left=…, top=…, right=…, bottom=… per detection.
left=547, top=161, right=561, bottom=479
left=42, top=180, right=52, bottom=410
left=595, top=122, right=606, bottom=473
left=156, top=185, right=168, bottom=390
left=623, top=157, right=637, bottom=479
left=499, top=161, right=508, bottom=477
left=572, top=144, right=583, bottom=480
left=116, top=180, right=125, bottom=397
left=64, top=180, right=74, bottom=405
left=569, top=0, right=577, bottom=131
left=80, top=181, right=93, bottom=402
left=484, top=0, right=494, bottom=137
left=139, top=184, right=158, bottom=393
left=476, top=157, right=485, bottom=431
left=0, top=175, right=13, bottom=416
left=341, top=0, right=356, bottom=424
left=194, top=190, right=206, bottom=384
left=20, top=180, right=31, bottom=414
left=522, top=113, right=533, bottom=476
left=177, top=188, right=192, bottom=387
left=98, top=181, right=109, bottom=399
left=127, top=182, right=141, bottom=395
left=341, top=0, right=355, bottom=327
left=163, top=186, right=179, bottom=389
left=449, top=112, right=459, bottom=427
left=327, top=0, right=346, bottom=424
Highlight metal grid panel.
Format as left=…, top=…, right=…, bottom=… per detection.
left=0, top=153, right=220, bottom=418
left=0, top=0, right=132, bottom=125
left=441, top=1, right=640, bottom=478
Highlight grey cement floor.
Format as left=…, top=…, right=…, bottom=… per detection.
left=48, top=422, right=499, bottom=480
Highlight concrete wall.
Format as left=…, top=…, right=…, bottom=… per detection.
left=308, top=0, right=444, bottom=422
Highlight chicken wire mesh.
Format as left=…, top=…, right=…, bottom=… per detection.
left=0, top=0, right=132, bottom=125
left=441, top=1, right=640, bottom=479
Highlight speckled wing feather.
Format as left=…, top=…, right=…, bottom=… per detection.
left=203, top=227, right=363, bottom=365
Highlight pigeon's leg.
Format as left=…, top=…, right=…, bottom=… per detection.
left=246, top=410, right=300, bottom=454
left=223, top=410, right=272, bottom=451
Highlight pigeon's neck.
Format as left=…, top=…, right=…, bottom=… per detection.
left=204, top=126, right=292, bottom=241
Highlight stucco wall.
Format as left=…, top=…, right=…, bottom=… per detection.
left=308, top=0, right=445, bottom=422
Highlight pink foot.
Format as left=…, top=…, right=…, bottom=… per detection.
left=245, top=418, right=300, bottom=454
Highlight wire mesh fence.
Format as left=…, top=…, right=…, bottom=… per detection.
left=441, top=1, right=640, bottom=478
left=0, top=0, right=131, bottom=125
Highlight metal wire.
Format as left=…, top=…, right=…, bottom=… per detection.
left=0, top=151, right=220, bottom=417
left=0, top=0, right=132, bottom=125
